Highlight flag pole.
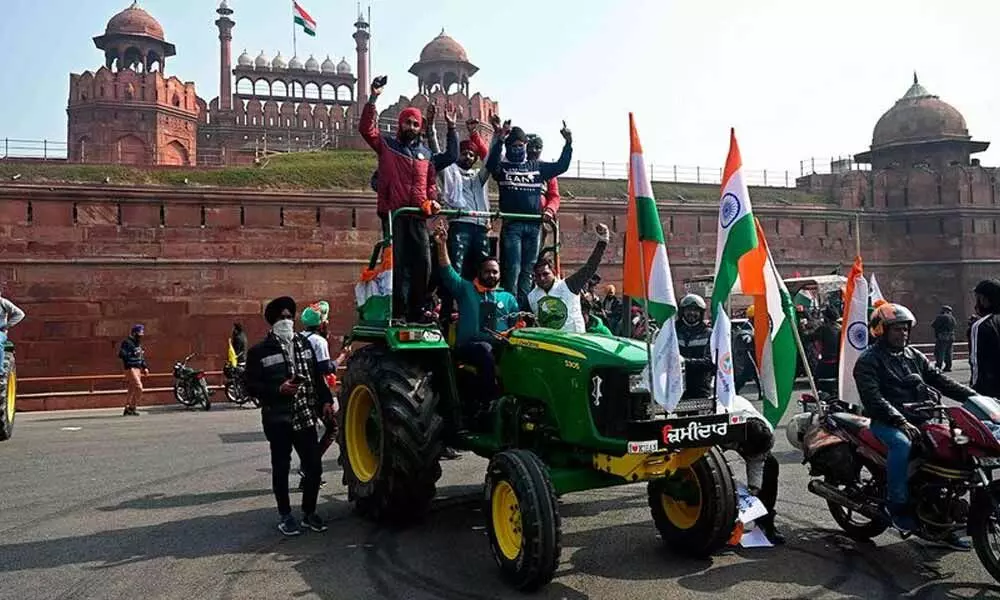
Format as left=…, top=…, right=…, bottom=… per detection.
left=292, top=1, right=298, bottom=58
left=634, top=225, right=657, bottom=396
left=855, top=212, right=861, bottom=257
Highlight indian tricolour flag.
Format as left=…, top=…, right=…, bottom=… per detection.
left=710, top=129, right=759, bottom=410
left=624, top=114, right=684, bottom=411
left=293, top=2, right=317, bottom=36
left=840, top=256, right=870, bottom=405
left=737, top=218, right=798, bottom=427
left=869, top=273, right=887, bottom=307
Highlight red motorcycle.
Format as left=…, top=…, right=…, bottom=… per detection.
left=792, top=375, right=1000, bottom=583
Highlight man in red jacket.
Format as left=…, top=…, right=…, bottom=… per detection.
left=359, top=76, right=440, bottom=322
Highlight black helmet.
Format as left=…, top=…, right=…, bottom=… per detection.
left=679, top=294, right=707, bottom=311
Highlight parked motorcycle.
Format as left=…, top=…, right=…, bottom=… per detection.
left=223, top=363, right=257, bottom=407
left=173, top=353, right=212, bottom=411
left=789, top=376, right=1000, bottom=582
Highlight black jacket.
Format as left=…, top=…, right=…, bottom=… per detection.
left=854, top=341, right=975, bottom=427
left=932, top=313, right=957, bottom=341
left=231, top=331, right=248, bottom=364
left=245, top=334, right=328, bottom=423
left=971, top=313, right=1000, bottom=397
left=677, top=320, right=713, bottom=399
left=118, top=336, right=147, bottom=370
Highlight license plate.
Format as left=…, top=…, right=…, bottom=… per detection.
left=626, top=413, right=747, bottom=450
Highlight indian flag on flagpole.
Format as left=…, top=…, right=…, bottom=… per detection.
left=711, top=129, right=759, bottom=410
left=737, top=218, right=798, bottom=427
left=294, top=2, right=317, bottom=36
left=869, top=273, right=886, bottom=307
left=839, top=256, right=870, bottom=406
left=624, top=113, right=684, bottom=411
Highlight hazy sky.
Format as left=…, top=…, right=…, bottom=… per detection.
left=2, top=0, right=999, bottom=175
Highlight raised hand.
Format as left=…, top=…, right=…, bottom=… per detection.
left=560, top=120, right=572, bottom=144
left=371, top=75, right=387, bottom=97
left=489, top=113, right=502, bottom=133
left=432, top=220, right=449, bottom=244
left=595, top=222, right=610, bottom=242
left=500, top=119, right=512, bottom=139
left=443, top=103, right=458, bottom=128
left=466, top=117, right=481, bottom=135
left=425, top=102, right=437, bottom=123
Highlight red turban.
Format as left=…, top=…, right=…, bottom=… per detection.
left=459, top=140, right=474, bottom=154
left=398, top=107, right=423, bottom=128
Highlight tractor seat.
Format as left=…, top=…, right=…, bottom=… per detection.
left=829, top=412, right=871, bottom=435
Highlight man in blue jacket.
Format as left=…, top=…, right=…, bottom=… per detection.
left=118, top=324, right=148, bottom=417
left=486, top=117, right=573, bottom=308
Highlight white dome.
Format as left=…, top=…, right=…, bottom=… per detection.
left=321, top=55, right=337, bottom=73
left=337, top=57, right=352, bottom=74
left=254, top=50, right=270, bottom=69
left=305, top=54, right=320, bottom=72
left=289, top=55, right=304, bottom=70
left=271, top=52, right=288, bottom=70
left=236, top=49, right=252, bottom=67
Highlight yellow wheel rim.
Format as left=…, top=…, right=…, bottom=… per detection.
left=345, top=385, right=379, bottom=483
left=5, top=368, right=14, bottom=425
left=491, top=480, right=522, bottom=561
left=661, top=468, right=702, bottom=530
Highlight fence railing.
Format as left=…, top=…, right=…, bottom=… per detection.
left=2, top=135, right=872, bottom=189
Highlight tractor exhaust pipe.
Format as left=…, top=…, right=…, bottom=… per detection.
left=807, top=479, right=886, bottom=522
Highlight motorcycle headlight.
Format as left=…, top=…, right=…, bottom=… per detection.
left=629, top=373, right=649, bottom=394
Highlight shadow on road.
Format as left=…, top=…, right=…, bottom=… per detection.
left=95, top=489, right=274, bottom=512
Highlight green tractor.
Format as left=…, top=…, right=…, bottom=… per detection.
left=0, top=339, right=16, bottom=441
left=340, top=209, right=751, bottom=591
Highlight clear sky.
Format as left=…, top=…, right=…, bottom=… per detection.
left=2, top=0, right=999, bottom=174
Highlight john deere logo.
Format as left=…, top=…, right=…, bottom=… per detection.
left=720, top=192, right=742, bottom=228
left=537, top=296, right=568, bottom=329
left=848, top=321, right=868, bottom=351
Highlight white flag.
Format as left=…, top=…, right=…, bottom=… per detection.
left=642, top=317, right=685, bottom=411
left=711, top=306, right=736, bottom=409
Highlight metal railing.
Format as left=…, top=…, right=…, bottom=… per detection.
left=16, top=371, right=225, bottom=400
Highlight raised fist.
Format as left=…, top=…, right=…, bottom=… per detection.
left=560, top=120, right=572, bottom=144
left=371, top=75, right=387, bottom=96
left=595, top=222, right=610, bottom=242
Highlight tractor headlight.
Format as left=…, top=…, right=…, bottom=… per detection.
left=629, top=373, right=649, bottom=394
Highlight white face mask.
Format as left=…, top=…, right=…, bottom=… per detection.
left=272, top=318, right=294, bottom=342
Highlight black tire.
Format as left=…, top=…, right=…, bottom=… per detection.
left=970, top=486, right=1000, bottom=584
left=199, top=380, right=212, bottom=411
left=174, top=382, right=197, bottom=407
left=825, top=466, right=889, bottom=540
left=648, top=447, right=738, bottom=558
left=485, top=449, right=561, bottom=592
left=338, top=346, right=443, bottom=524
left=0, top=353, right=16, bottom=442
left=225, top=382, right=239, bottom=403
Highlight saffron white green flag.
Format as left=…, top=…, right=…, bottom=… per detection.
left=840, top=256, right=870, bottom=405
left=869, top=273, right=886, bottom=307
left=293, top=2, right=317, bottom=36
left=625, top=114, right=684, bottom=411
left=710, top=129, right=759, bottom=409
left=738, top=218, right=799, bottom=427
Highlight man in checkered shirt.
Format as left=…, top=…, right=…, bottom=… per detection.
left=246, top=296, right=334, bottom=537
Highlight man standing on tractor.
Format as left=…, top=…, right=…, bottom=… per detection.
left=527, top=134, right=562, bottom=248
left=360, top=75, right=441, bottom=323
left=486, top=116, right=573, bottom=309
left=971, top=280, right=1000, bottom=396
left=431, top=114, right=493, bottom=331
left=432, top=222, right=520, bottom=407
left=528, top=223, right=610, bottom=333
left=677, top=294, right=714, bottom=400
left=246, top=296, right=332, bottom=537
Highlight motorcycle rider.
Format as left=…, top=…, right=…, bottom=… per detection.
left=970, top=279, right=1000, bottom=396
left=854, top=302, right=978, bottom=544
left=677, top=294, right=713, bottom=400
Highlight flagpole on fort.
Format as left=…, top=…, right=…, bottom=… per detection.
left=292, top=1, right=298, bottom=58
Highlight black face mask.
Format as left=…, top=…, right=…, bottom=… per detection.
left=399, top=129, right=419, bottom=144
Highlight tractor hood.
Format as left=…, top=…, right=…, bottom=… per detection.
left=509, top=328, right=649, bottom=368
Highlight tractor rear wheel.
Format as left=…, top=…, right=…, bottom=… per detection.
left=485, top=449, right=561, bottom=592
left=338, top=346, right=444, bottom=524
left=648, top=447, right=737, bottom=557
left=0, top=353, right=16, bottom=442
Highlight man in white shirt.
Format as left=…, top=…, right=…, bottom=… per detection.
left=528, top=224, right=610, bottom=333
left=0, top=288, right=25, bottom=376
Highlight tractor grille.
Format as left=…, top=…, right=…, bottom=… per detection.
left=588, top=369, right=651, bottom=439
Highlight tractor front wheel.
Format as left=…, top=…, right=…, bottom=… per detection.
left=485, top=449, right=561, bottom=592
left=648, top=447, right=737, bottom=557
left=0, top=354, right=15, bottom=442
left=338, top=346, right=444, bottom=524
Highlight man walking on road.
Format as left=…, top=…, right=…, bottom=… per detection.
left=931, top=305, right=957, bottom=372
left=118, top=325, right=148, bottom=417
left=246, top=296, right=332, bottom=537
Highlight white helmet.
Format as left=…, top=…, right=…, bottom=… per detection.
left=785, top=412, right=814, bottom=451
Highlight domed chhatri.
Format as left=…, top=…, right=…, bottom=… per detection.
left=236, top=49, right=252, bottom=68
left=337, top=57, right=352, bottom=75
left=872, top=73, right=970, bottom=149
left=105, top=1, right=165, bottom=41
left=418, top=29, right=469, bottom=63
left=271, top=52, right=288, bottom=70
left=305, top=55, right=321, bottom=72
left=289, top=55, right=305, bottom=70
left=321, top=55, right=337, bottom=73
left=254, top=50, right=270, bottom=70
left=855, top=73, right=989, bottom=170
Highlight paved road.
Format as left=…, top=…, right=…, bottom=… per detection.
left=2, top=365, right=999, bottom=600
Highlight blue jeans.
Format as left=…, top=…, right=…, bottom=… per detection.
left=870, top=421, right=912, bottom=506
left=500, top=221, right=541, bottom=309
left=440, top=222, right=490, bottom=321
left=0, top=330, right=7, bottom=375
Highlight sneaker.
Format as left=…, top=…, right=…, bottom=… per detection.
left=123, top=407, right=131, bottom=417
left=883, top=505, right=917, bottom=534
left=762, top=526, right=786, bottom=545
left=302, top=513, right=328, bottom=533
left=440, top=447, right=462, bottom=461
left=278, top=513, right=301, bottom=537
left=926, top=531, right=972, bottom=552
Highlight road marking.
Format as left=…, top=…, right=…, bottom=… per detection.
left=60, top=427, right=82, bottom=431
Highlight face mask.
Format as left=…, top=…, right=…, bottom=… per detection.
left=506, top=145, right=526, bottom=162
left=272, top=318, right=294, bottom=342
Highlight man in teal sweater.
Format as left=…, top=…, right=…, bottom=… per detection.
left=433, top=222, right=519, bottom=401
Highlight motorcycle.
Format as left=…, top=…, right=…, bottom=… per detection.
left=173, top=353, right=212, bottom=411
left=788, top=375, right=1000, bottom=582
left=223, top=363, right=258, bottom=407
